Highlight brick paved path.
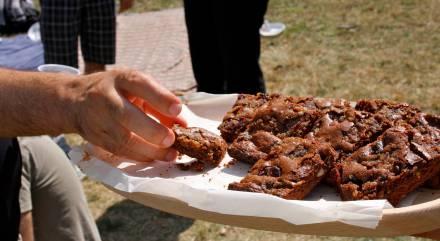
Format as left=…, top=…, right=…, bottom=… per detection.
left=81, top=8, right=196, bottom=92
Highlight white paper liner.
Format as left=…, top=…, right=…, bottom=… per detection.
left=70, top=92, right=435, bottom=229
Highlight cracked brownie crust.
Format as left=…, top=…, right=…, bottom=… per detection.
left=335, top=125, right=440, bottom=206
left=172, top=125, right=227, bottom=165
left=220, top=94, right=440, bottom=204
left=229, top=138, right=337, bottom=200
left=218, top=93, right=278, bottom=143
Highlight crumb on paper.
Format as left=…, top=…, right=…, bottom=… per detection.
left=224, top=159, right=238, bottom=168
left=82, top=151, right=92, bottom=161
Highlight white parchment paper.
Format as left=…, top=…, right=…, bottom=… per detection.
left=69, top=93, right=403, bottom=229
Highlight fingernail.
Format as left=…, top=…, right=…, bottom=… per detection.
left=161, top=132, right=174, bottom=147
left=168, top=103, right=182, bottom=116
left=165, top=150, right=177, bottom=162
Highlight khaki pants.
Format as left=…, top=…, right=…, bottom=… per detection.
left=18, top=136, right=101, bottom=241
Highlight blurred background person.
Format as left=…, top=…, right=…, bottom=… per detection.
left=18, top=136, right=101, bottom=241
left=183, top=0, right=269, bottom=94
left=39, top=0, right=134, bottom=74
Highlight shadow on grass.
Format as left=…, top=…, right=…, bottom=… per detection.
left=97, top=199, right=194, bottom=241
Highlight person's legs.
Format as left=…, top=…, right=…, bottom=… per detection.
left=184, top=0, right=226, bottom=93
left=18, top=136, right=101, bottom=241
left=81, top=0, right=116, bottom=75
left=40, top=0, right=81, bottom=68
left=214, top=0, right=268, bottom=94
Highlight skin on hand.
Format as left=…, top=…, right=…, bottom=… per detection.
left=119, top=0, right=134, bottom=13
left=68, top=69, right=187, bottom=162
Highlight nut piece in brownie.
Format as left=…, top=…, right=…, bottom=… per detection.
left=228, top=138, right=337, bottom=200
left=218, top=93, right=278, bottom=142
left=172, top=125, right=227, bottom=166
left=335, top=125, right=440, bottom=206
left=228, top=131, right=282, bottom=164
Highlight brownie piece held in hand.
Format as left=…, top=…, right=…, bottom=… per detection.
left=172, top=125, right=227, bottom=166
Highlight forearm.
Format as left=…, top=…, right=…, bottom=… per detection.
left=0, top=68, right=184, bottom=162
left=20, top=212, right=35, bottom=241
left=0, top=69, right=78, bottom=137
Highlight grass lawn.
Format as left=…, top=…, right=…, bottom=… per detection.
left=83, top=0, right=439, bottom=240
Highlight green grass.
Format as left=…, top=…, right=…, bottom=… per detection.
left=81, top=0, right=439, bottom=240
left=261, top=0, right=439, bottom=114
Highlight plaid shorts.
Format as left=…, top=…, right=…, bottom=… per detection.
left=40, top=0, right=116, bottom=68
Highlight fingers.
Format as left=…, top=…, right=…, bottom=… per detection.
left=128, top=96, right=186, bottom=127
left=142, top=102, right=187, bottom=128
left=108, top=131, right=178, bottom=162
left=120, top=98, right=175, bottom=148
left=114, top=70, right=182, bottom=118
left=84, top=69, right=188, bottom=163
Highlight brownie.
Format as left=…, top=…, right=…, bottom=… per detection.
left=172, top=125, right=227, bottom=166
left=410, top=116, right=440, bottom=162
left=219, top=94, right=439, bottom=204
left=335, top=125, right=440, bottom=206
left=355, top=99, right=421, bottom=125
left=305, top=100, right=389, bottom=185
left=247, top=96, right=322, bottom=138
left=228, top=137, right=337, bottom=200
left=307, top=104, right=388, bottom=154
left=226, top=96, right=323, bottom=164
left=426, top=174, right=440, bottom=189
left=415, top=113, right=440, bottom=188
left=218, top=93, right=277, bottom=142
left=228, top=131, right=282, bottom=164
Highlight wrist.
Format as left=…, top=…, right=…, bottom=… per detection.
left=55, top=75, right=86, bottom=135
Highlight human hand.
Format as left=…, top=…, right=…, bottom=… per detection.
left=69, top=69, right=186, bottom=162
left=119, top=0, right=134, bottom=13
